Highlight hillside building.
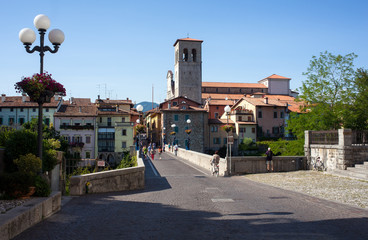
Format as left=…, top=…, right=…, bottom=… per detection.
left=54, top=98, right=97, bottom=159
left=0, top=94, right=62, bottom=128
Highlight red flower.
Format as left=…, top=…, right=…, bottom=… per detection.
left=15, top=72, right=66, bottom=101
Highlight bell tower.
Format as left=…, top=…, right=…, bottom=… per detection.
left=172, top=37, right=203, bottom=103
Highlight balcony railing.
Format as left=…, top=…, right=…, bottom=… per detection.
left=60, top=125, right=94, bottom=130
left=69, top=142, right=85, bottom=148
left=115, top=122, right=134, bottom=127
left=235, top=109, right=253, bottom=114
left=310, top=130, right=338, bottom=145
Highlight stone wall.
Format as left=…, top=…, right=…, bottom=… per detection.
left=163, top=111, right=206, bottom=152
left=0, top=191, right=61, bottom=240
left=69, top=153, right=145, bottom=196
left=305, top=129, right=368, bottom=170
left=173, top=147, right=227, bottom=176
left=172, top=146, right=305, bottom=176
left=232, top=156, right=306, bottom=174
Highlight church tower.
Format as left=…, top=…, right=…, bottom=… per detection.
left=167, top=38, right=203, bottom=103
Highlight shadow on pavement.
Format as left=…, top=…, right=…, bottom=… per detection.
left=13, top=194, right=368, bottom=240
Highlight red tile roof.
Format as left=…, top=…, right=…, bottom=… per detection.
left=285, top=101, right=306, bottom=113
left=264, top=95, right=295, bottom=101
left=174, top=37, right=203, bottom=46
left=70, top=98, right=93, bottom=105
left=208, top=99, right=234, bottom=105
left=55, top=105, right=97, bottom=116
left=95, top=98, right=133, bottom=106
left=202, top=82, right=267, bottom=88
left=0, top=96, right=61, bottom=107
left=202, top=93, right=245, bottom=101
left=263, top=74, right=291, bottom=80
left=242, top=97, right=288, bottom=107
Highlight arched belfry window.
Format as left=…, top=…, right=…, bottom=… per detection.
left=183, top=48, right=188, bottom=62
left=191, top=49, right=197, bottom=62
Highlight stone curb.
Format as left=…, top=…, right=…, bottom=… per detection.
left=0, top=191, right=61, bottom=240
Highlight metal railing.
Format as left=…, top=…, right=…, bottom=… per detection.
left=310, top=130, right=338, bottom=145
left=115, top=122, right=134, bottom=127
left=352, top=130, right=368, bottom=145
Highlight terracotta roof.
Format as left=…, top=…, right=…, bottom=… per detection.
left=242, top=97, right=288, bottom=107
left=262, top=95, right=295, bottom=101
left=95, top=98, right=133, bottom=105
left=174, top=37, right=203, bottom=46
left=55, top=104, right=97, bottom=116
left=0, top=96, right=61, bottom=107
left=161, top=96, right=202, bottom=106
left=202, top=93, right=245, bottom=100
left=202, top=82, right=267, bottom=88
left=285, top=101, right=306, bottom=113
left=208, top=100, right=234, bottom=105
left=263, top=74, right=291, bottom=80
left=70, top=98, right=93, bottom=105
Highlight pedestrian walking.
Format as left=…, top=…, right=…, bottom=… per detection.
left=210, top=151, right=220, bottom=176
left=151, top=148, right=156, bottom=160
left=266, top=147, right=274, bottom=172
left=174, top=144, right=178, bottom=156
left=158, top=146, right=162, bottom=160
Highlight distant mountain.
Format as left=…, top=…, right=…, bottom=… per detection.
left=134, top=102, right=159, bottom=112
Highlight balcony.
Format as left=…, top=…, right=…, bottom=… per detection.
left=235, top=109, right=253, bottom=114
left=60, top=125, right=94, bottom=130
left=115, top=122, right=134, bottom=127
left=69, top=142, right=85, bottom=148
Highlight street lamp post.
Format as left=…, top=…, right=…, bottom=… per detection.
left=171, top=124, right=176, bottom=146
left=162, top=127, right=166, bottom=150
left=19, top=14, right=64, bottom=170
left=136, top=105, right=143, bottom=157
left=186, top=119, right=191, bottom=150
left=224, top=105, right=231, bottom=175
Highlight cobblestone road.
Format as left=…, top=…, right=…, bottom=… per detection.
left=244, top=171, right=368, bottom=209
left=13, top=153, right=368, bottom=240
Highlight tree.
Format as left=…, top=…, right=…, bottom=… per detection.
left=299, top=51, right=357, bottom=107
left=287, top=51, right=358, bottom=138
left=342, top=68, right=368, bottom=129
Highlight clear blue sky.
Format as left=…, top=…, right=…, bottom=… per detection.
left=1, top=0, right=367, bottom=104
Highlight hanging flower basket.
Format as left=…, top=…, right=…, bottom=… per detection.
left=185, top=129, right=192, bottom=134
left=221, top=124, right=234, bottom=133
left=15, top=72, right=66, bottom=104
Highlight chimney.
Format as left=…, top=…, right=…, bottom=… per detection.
left=70, top=97, right=74, bottom=104
left=264, top=97, right=268, bottom=104
left=55, top=95, right=59, bottom=101
left=1, top=94, right=5, bottom=102
left=22, top=93, right=26, bottom=102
